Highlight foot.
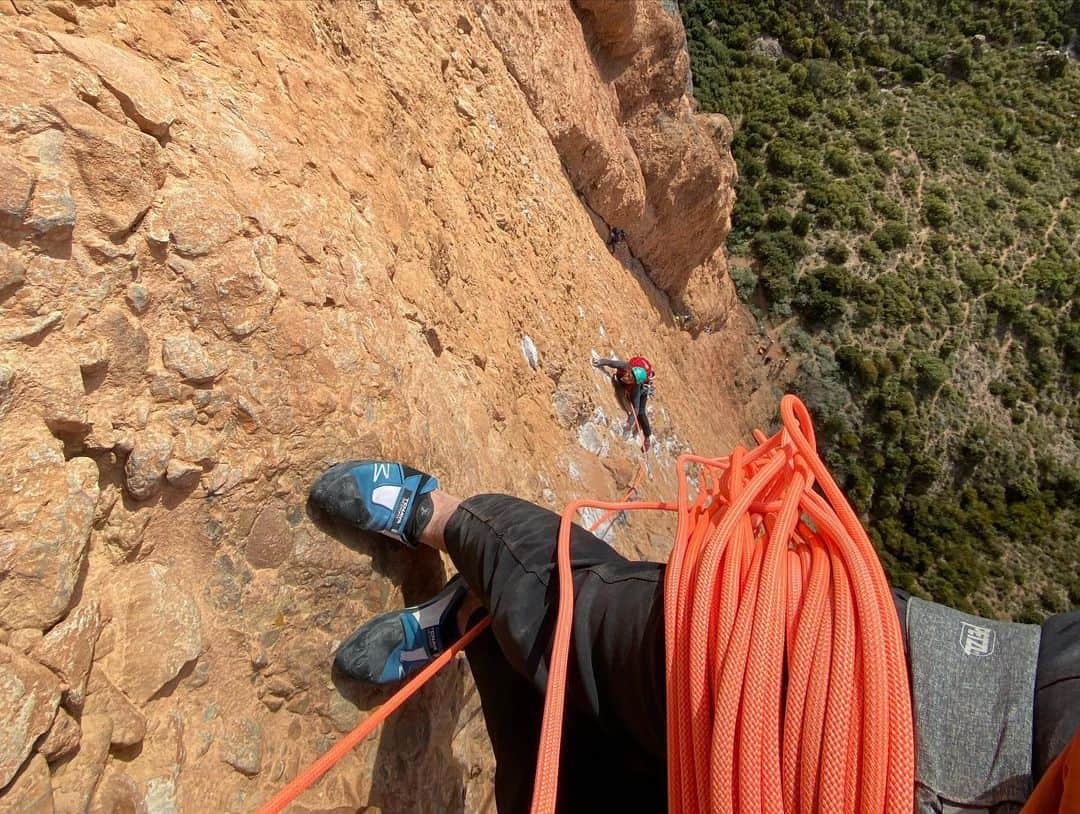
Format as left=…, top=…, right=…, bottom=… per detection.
left=333, top=575, right=476, bottom=684
left=310, top=460, right=439, bottom=548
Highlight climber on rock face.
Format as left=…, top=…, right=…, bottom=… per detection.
left=606, top=225, right=626, bottom=253
left=307, top=458, right=1080, bottom=814
left=593, top=354, right=654, bottom=450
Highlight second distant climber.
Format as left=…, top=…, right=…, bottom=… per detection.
left=593, top=355, right=655, bottom=450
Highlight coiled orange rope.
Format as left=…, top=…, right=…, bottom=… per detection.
left=529, top=394, right=914, bottom=813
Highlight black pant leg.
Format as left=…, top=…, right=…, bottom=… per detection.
left=634, top=386, right=651, bottom=438
left=466, top=627, right=665, bottom=813
left=444, top=494, right=667, bottom=761
left=465, top=628, right=542, bottom=814
left=1033, top=609, right=1080, bottom=781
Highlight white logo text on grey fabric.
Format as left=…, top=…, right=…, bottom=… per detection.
left=959, top=622, right=995, bottom=656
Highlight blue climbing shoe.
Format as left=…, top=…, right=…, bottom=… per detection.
left=334, top=575, right=471, bottom=684
left=310, top=460, right=439, bottom=549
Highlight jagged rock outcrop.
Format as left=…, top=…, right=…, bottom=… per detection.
left=0, top=1, right=752, bottom=810
left=97, top=563, right=202, bottom=704
left=0, top=645, right=62, bottom=789
left=50, top=713, right=112, bottom=814
left=0, top=427, right=99, bottom=630
left=478, top=0, right=738, bottom=325
left=1, top=753, right=53, bottom=814
left=34, top=600, right=101, bottom=710
left=46, top=31, right=180, bottom=139
left=39, top=706, right=81, bottom=763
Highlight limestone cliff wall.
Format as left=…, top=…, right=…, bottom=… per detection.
left=479, top=0, right=738, bottom=326
left=0, top=1, right=750, bottom=811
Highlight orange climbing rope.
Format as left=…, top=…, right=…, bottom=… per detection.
left=259, top=394, right=914, bottom=814
left=586, top=399, right=650, bottom=536
left=529, top=394, right=914, bottom=814
left=254, top=616, right=491, bottom=814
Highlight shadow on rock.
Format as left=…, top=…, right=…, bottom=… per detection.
left=366, top=662, right=470, bottom=814
left=305, top=497, right=449, bottom=607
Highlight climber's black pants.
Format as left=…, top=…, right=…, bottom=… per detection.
left=442, top=494, right=1080, bottom=813
left=444, top=494, right=667, bottom=813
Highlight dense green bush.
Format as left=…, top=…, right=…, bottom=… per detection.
left=766, top=140, right=801, bottom=176
left=821, top=240, right=851, bottom=264
left=958, top=260, right=998, bottom=293
left=825, top=145, right=859, bottom=176
left=963, top=146, right=992, bottom=171
left=873, top=220, right=912, bottom=251
left=791, top=211, right=813, bottom=237
left=923, top=195, right=953, bottom=228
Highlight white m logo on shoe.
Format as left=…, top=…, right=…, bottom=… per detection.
left=373, top=463, right=394, bottom=482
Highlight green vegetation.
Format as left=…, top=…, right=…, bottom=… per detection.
left=683, top=0, right=1080, bottom=619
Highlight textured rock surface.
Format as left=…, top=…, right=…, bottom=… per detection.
left=47, top=31, right=179, bottom=138
left=34, top=600, right=101, bottom=710
left=38, top=706, right=81, bottom=763
left=479, top=0, right=737, bottom=325
left=0, top=753, right=53, bottom=814
left=0, top=1, right=753, bottom=811
left=49, top=713, right=111, bottom=814
left=82, top=670, right=145, bottom=749
left=122, top=429, right=173, bottom=501
left=0, top=645, right=61, bottom=789
left=0, top=244, right=26, bottom=291
left=98, top=563, right=201, bottom=704
left=88, top=769, right=146, bottom=814
left=218, top=717, right=263, bottom=777
left=162, top=333, right=222, bottom=383
left=0, top=155, right=34, bottom=226
left=0, top=430, right=99, bottom=630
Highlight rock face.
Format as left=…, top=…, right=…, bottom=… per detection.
left=0, top=645, right=62, bottom=789
left=38, top=706, right=81, bottom=762
left=0, top=753, right=54, bottom=814
left=0, top=429, right=99, bottom=630
left=218, top=718, right=263, bottom=777
left=83, top=670, right=146, bottom=748
left=47, top=32, right=179, bottom=138
left=123, top=429, right=173, bottom=501
left=161, top=333, right=222, bottom=383
left=0, top=156, right=35, bottom=227
left=0, top=2, right=754, bottom=811
left=50, top=713, right=111, bottom=814
left=88, top=770, right=146, bottom=814
left=98, top=563, right=201, bottom=703
left=478, top=0, right=737, bottom=324
left=34, top=600, right=101, bottom=710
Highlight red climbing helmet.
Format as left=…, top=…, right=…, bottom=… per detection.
left=627, top=356, right=654, bottom=381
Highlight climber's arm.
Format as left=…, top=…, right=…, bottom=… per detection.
left=593, top=357, right=627, bottom=371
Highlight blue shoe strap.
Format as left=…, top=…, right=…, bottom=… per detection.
left=392, top=470, right=439, bottom=546
left=350, top=463, right=438, bottom=547
left=372, top=579, right=466, bottom=683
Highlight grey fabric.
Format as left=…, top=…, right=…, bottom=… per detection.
left=1033, top=609, right=1080, bottom=780
left=908, top=597, right=1041, bottom=814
